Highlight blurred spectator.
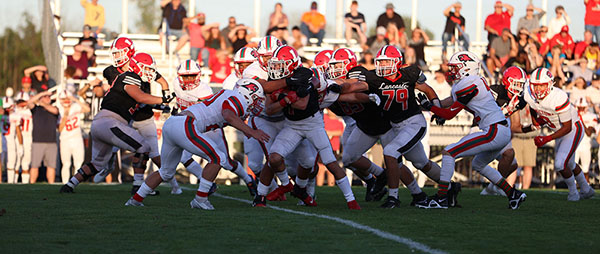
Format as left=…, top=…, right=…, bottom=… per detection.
left=486, top=28, right=517, bottom=71
left=429, top=70, right=452, bottom=99
left=566, top=77, right=589, bottom=103
left=408, top=27, right=429, bottom=70
left=184, top=13, right=218, bottom=65
left=221, top=16, right=237, bottom=50
left=386, top=23, right=406, bottom=50
left=508, top=107, right=538, bottom=189
left=209, top=50, right=232, bottom=83
left=289, top=26, right=307, bottom=55
left=544, top=25, right=575, bottom=59
left=516, top=28, right=533, bottom=52
left=575, top=31, right=594, bottom=60
left=545, top=45, right=567, bottom=85
left=206, top=27, right=227, bottom=51
left=18, top=77, right=36, bottom=99
left=268, top=27, right=288, bottom=45
left=26, top=91, right=58, bottom=184
left=533, top=25, right=549, bottom=46
left=159, top=0, right=189, bottom=55
left=359, top=52, right=375, bottom=70
left=442, top=2, right=467, bottom=59
left=584, top=42, right=600, bottom=70
left=525, top=40, right=544, bottom=70
left=78, top=25, right=98, bottom=67
left=57, top=91, right=90, bottom=184
left=585, top=74, right=600, bottom=112
left=547, top=5, right=570, bottom=39
left=80, top=0, right=105, bottom=36
left=503, top=50, right=532, bottom=73
left=404, top=47, right=417, bottom=66
left=300, top=1, right=326, bottom=46
left=376, top=3, right=405, bottom=39
left=67, top=44, right=93, bottom=79
left=585, top=0, right=600, bottom=42
left=567, top=58, right=594, bottom=83
left=269, top=3, right=289, bottom=30
left=484, top=1, right=514, bottom=44
left=344, top=1, right=367, bottom=46
left=23, top=66, right=56, bottom=92
left=228, top=25, right=256, bottom=54
left=517, top=4, right=545, bottom=33
left=365, top=26, right=389, bottom=56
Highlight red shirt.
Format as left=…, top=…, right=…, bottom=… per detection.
left=548, top=33, right=575, bottom=54
left=574, top=41, right=590, bottom=59
left=209, top=57, right=232, bottom=83
left=585, top=0, right=600, bottom=26
left=188, top=23, right=206, bottom=48
left=484, top=11, right=512, bottom=34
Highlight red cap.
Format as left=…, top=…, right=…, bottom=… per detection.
left=561, top=25, right=569, bottom=33
left=21, top=76, right=31, bottom=84
left=495, top=1, right=502, bottom=6
left=196, top=13, right=205, bottom=17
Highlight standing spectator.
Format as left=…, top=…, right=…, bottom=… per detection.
left=484, top=1, right=514, bottom=44
left=408, top=27, right=430, bottom=70
left=344, top=1, right=367, bottom=46
left=26, top=91, right=59, bottom=184
left=545, top=26, right=575, bottom=59
left=209, top=50, right=232, bottom=83
left=376, top=3, right=405, bottom=39
left=221, top=16, right=237, bottom=51
left=547, top=5, right=570, bottom=39
left=364, top=26, right=389, bottom=56
left=206, top=27, right=227, bottom=51
left=159, top=0, right=188, bottom=55
left=23, top=66, right=56, bottom=92
left=585, top=0, right=600, bottom=42
left=567, top=58, right=594, bottom=83
left=228, top=25, right=256, bottom=54
left=14, top=94, right=33, bottom=185
left=57, top=91, right=90, bottom=184
left=300, top=1, right=326, bottom=46
left=80, top=0, right=105, bottom=37
left=67, top=44, right=93, bottom=79
left=508, top=107, right=538, bottom=189
left=517, top=4, right=545, bottom=34
left=184, top=13, right=218, bottom=65
left=78, top=25, right=98, bottom=67
left=575, top=31, right=594, bottom=60
left=288, top=26, right=307, bottom=55
left=487, top=28, right=517, bottom=71
left=269, top=3, right=289, bottom=30
left=359, top=52, right=375, bottom=70
left=441, top=2, right=467, bottom=60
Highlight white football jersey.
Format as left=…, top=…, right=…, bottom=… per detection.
left=5, top=112, right=22, bottom=137
left=172, top=78, right=214, bottom=110
left=222, top=73, right=239, bottom=90
left=58, top=102, right=83, bottom=140
left=184, top=89, right=248, bottom=133
left=523, top=86, right=578, bottom=132
left=579, top=111, right=599, bottom=135
left=242, top=62, right=268, bottom=81
left=15, top=107, right=32, bottom=135
left=451, top=75, right=505, bottom=129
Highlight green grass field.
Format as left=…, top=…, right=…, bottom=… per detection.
left=0, top=184, right=598, bottom=253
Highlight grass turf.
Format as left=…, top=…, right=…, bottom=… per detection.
left=0, top=184, right=598, bottom=253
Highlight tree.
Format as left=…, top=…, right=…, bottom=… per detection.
left=134, top=0, right=159, bottom=34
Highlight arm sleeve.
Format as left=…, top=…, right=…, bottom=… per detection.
left=455, top=84, right=479, bottom=105
left=222, top=96, right=245, bottom=117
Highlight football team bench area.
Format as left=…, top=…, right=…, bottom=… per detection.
left=0, top=184, right=597, bottom=253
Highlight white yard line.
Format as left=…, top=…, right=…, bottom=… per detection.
left=180, top=186, right=446, bottom=254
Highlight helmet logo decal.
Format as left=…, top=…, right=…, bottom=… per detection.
left=457, top=54, right=474, bottom=62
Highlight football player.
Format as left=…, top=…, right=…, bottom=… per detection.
left=524, top=68, right=594, bottom=200
left=125, top=79, right=269, bottom=209
left=57, top=91, right=90, bottom=184
left=222, top=47, right=257, bottom=90
left=2, top=97, right=23, bottom=183
left=574, top=98, right=598, bottom=181
left=14, top=93, right=32, bottom=182
left=60, top=52, right=173, bottom=193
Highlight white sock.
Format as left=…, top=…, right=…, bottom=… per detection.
left=186, top=162, right=203, bottom=178
left=257, top=181, right=269, bottom=196
left=232, top=162, right=252, bottom=183
left=61, top=168, right=70, bottom=184
left=574, top=171, right=591, bottom=192
left=479, top=165, right=502, bottom=184
left=133, top=173, right=144, bottom=186
left=423, top=161, right=441, bottom=182
left=7, top=169, right=15, bottom=184
left=388, top=188, right=399, bottom=199
left=406, top=179, right=422, bottom=195
left=296, top=177, right=308, bottom=188
left=564, top=175, right=578, bottom=194
left=440, top=155, right=455, bottom=183
left=335, top=176, right=355, bottom=202
left=135, top=182, right=154, bottom=200
left=169, top=177, right=180, bottom=190
left=269, top=179, right=278, bottom=192
left=276, top=171, right=290, bottom=186
left=195, top=177, right=213, bottom=202
left=66, top=176, right=80, bottom=188
left=368, top=162, right=384, bottom=176
left=22, top=173, right=30, bottom=184
left=307, top=177, right=316, bottom=197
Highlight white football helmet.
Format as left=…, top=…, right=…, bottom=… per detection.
left=256, top=36, right=282, bottom=70
left=446, top=51, right=480, bottom=84
left=2, top=97, right=14, bottom=110
left=235, top=78, right=266, bottom=117
left=233, top=47, right=258, bottom=78
left=529, top=67, right=554, bottom=100
left=177, top=59, right=202, bottom=90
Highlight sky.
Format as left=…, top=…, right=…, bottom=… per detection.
left=0, top=0, right=589, bottom=41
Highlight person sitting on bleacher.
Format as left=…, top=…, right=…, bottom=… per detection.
left=78, top=25, right=100, bottom=67
left=68, top=43, right=94, bottom=79
left=300, top=1, right=326, bottom=46
left=23, top=65, right=55, bottom=92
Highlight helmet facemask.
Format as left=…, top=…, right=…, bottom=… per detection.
left=268, top=58, right=293, bottom=80
left=138, top=64, right=157, bottom=83
left=328, top=60, right=349, bottom=79
left=178, top=74, right=200, bottom=90
left=530, top=81, right=552, bottom=100
left=445, top=63, right=464, bottom=84
left=234, top=62, right=252, bottom=78
left=258, top=54, right=273, bottom=71
left=375, top=58, right=399, bottom=77
left=111, top=47, right=132, bottom=68
left=507, top=77, right=525, bottom=97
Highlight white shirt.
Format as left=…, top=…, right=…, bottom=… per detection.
left=451, top=75, right=505, bottom=129
left=172, top=78, right=213, bottom=110
left=58, top=102, right=83, bottom=140
left=524, top=86, right=579, bottom=132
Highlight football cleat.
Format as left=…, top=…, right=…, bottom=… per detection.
left=364, top=178, right=376, bottom=202
left=380, top=196, right=401, bottom=208
left=507, top=189, right=527, bottom=209
left=171, top=187, right=183, bottom=195
left=208, top=183, right=218, bottom=196
left=423, top=194, right=449, bottom=209
left=131, top=185, right=160, bottom=196
left=93, top=154, right=116, bottom=183
left=410, top=192, right=429, bottom=208
left=372, top=173, right=388, bottom=195
left=190, top=199, right=215, bottom=210
left=59, top=184, right=74, bottom=193
left=124, top=198, right=144, bottom=207
left=579, top=187, right=595, bottom=200
left=448, top=182, right=462, bottom=207
left=567, top=192, right=580, bottom=201
left=291, top=185, right=317, bottom=207
left=347, top=200, right=361, bottom=210
left=480, top=183, right=507, bottom=197
left=246, top=177, right=258, bottom=197
left=253, top=195, right=267, bottom=207
left=266, top=182, right=293, bottom=201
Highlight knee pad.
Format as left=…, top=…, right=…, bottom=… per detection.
left=132, top=153, right=149, bottom=170
left=78, top=163, right=99, bottom=181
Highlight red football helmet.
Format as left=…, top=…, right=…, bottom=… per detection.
left=110, top=37, right=135, bottom=68
left=328, top=48, right=358, bottom=79
left=313, top=49, right=333, bottom=78
left=129, top=52, right=157, bottom=83
left=502, top=66, right=527, bottom=98
left=268, top=45, right=301, bottom=80
left=375, top=45, right=403, bottom=77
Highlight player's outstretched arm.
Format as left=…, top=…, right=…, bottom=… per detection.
left=265, top=96, right=283, bottom=115
left=415, top=83, right=440, bottom=107
left=222, top=108, right=270, bottom=143
left=337, top=92, right=370, bottom=103
left=259, top=79, right=287, bottom=93
left=124, top=85, right=164, bottom=105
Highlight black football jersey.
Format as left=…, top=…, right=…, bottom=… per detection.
left=328, top=66, right=391, bottom=136
left=282, top=67, right=320, bottom=121
left=101, top=71, right=144, bottom=122
left=490, top=84, right=510, bottom=107
left=366, top=65, right=425, bottom=123
left=103, top=65, right=163, bottom=86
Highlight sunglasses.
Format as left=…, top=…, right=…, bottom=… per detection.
left=527, top=9, right=533, bottom=11
left=541, top=30, right=548, bottom=33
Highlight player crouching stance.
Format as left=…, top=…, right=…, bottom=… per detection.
left=125, top=79, right=269, bottom=209
left=525, top=68, right=594, bottom=201
left=419, top=51, right=526, bottom=209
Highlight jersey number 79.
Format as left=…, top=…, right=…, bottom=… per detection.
left=381, top=89, right=408, bottom=111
